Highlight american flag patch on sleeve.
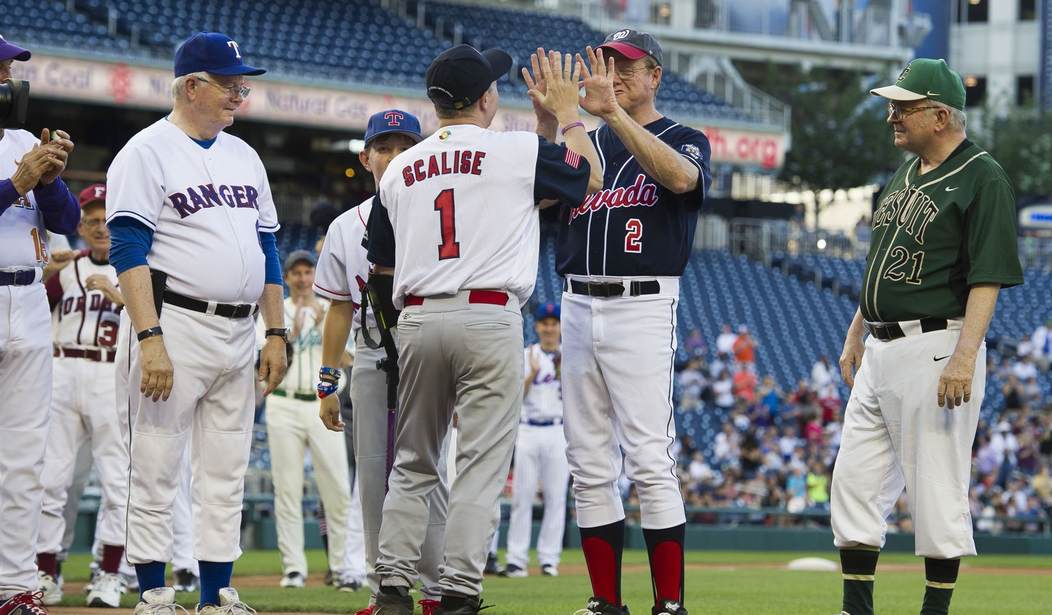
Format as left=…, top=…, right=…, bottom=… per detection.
left=564, top=148, right=581, bottom=169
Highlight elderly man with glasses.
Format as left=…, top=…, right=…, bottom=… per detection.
left=831, top=58, right=1023, bottom=615
left=105, top=31, right=287, bottom=615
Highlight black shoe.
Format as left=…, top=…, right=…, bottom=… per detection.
left=435, top=595, right=487, bottom=615
left=653, top=600, right=687, bottom=615
left=497, top=563, right=526, bottom=578
left=324, top=569, right=334, bottom=587
left=173, top=568, right=199, bottom=593
left=482, top=554, right=503, bottom=576
left=581, top=597, right=630, bottom=615
left=374, top=585, right=414, bottom=615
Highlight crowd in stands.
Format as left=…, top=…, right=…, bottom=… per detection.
left=665, top=320, right=1052, bottom=535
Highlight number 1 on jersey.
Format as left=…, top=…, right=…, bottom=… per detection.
left=624, top=218, right=642, bottom=253
left=434, top=188, right=461, bottom=260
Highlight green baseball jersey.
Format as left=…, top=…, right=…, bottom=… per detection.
left=860, top=140, right=1023, bottom=323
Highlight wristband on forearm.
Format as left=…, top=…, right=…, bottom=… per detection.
left=560, top=121, right=585, bottom=136
left=317, top=366, right=341, bottom=399
left=137, top=326, right=163, bottom=342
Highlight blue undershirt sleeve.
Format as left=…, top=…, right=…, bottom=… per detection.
left=259, top=231, right=281, bottom=285
left=108, top=217, right=155, bottom=274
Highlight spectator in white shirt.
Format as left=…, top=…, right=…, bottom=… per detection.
left=715, top=323, right=737, bottom=356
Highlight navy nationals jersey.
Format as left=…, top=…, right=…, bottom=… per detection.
left=556, top=117, right=711, bottom=277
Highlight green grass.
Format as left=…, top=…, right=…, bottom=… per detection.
left=58, top=549, right=1051, bottom=614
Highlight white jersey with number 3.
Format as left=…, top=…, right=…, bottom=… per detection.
left=105, top=118, right=279, bottom=304
left=48, top=254, right=121, bottom=350
left=0, top=129, right=51, bottom=270
left=368, top=124, right=590, bottom=308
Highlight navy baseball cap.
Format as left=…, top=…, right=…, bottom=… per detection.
left=283, top=249, right=316, bottom=272
left=0, top=34, right=30, bottom=61
left=535, top=303, right=560, bottom=321
left=426, top=44, right=512, bottom=110
left=364, top=109, right=423, bottom=147
left=598, top=29, right=663, bottom=66
left=174, top=32, right=265, bottom=77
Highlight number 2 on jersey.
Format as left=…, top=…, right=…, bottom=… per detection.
left=434, top=188, right=461, bottom=260
left=624, top=218, right=643, bottom=253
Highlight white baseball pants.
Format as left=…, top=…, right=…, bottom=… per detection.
left=832, top=324, right=985, bottom=559
left=505, top=424, right=569, bottom=570
left=0, top=283, right=51, bottom=596
left=38, top=357, right=128, bottom=554
left=265, top=393, right=350, bottom=576
left=122, top=304, right=255, bottom=564
left=561, top=280, right=685, bottom=530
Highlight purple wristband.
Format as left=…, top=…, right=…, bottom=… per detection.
left=560, top=121, right=585, bottom=136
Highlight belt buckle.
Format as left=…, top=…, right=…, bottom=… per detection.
left=592, top=282, right=623, bottom=297
left=205, top=300, right=218, bottom=316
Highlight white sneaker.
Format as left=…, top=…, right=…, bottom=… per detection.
left=134, top=587, right=187, bottom=615
left=87, top=571, right=125, bottom=608
left=501, top=564, right=528, bottom=578
left=37, top=571, right=63, bottom=606
left=279, top=571, right=305, bottom=589
left=195, top=588, right=255, bottom=615
left=541, top=564, right=558, bottom=577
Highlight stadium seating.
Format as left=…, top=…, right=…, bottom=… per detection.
left=3, top=0, right=756, bottom=122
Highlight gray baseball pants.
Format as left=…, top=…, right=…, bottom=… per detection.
left=375, top=292, right=523, bottom=597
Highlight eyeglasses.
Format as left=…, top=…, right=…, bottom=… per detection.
left=81, top=219, right=106, bottom=229
left=886, top=103, right=939, bottom=120
left=613, top=64, right=655, bottom=80
left=195, top=76, right=251, bottom=99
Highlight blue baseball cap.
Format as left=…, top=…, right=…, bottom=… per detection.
left=174, top=32, right=265, bottom=77
left=535, top=303, right=560, bottom=321
left=364, top=109, right=423, bottom=147
left=0, top=34, right=30, bottom=61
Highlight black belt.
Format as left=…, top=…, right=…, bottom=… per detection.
left=272, top=389, right=318, bottom=401
left=866, top=318, right=948, bottom=342
left=524, top=418, right=562, bottom=427
left=0, top=270, right=36, bottom=286
left=565, top=279, right=660, bottom=297
left=163, top=290, right=256, bottom=319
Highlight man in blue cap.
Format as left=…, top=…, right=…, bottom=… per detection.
left=0, top=33, right=79, bottom=615
left=315, top=109, right=451, bottom=615
left=105, top=32, right=285, bottom=615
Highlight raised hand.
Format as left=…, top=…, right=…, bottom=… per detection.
left=576, top=46, right=619, bottom=119
left=524, top=47, right=582, bottom=124
left=39, top=128, right=75, bottom=185
left=10, top=144, right=59, bottom=195
left=522, top=50, right=558, bottom=128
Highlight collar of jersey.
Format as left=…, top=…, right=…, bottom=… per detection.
left=907, top=138, right=975, bottom=184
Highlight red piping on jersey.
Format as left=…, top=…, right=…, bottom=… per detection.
left=313, top=282, right=353, bottom=297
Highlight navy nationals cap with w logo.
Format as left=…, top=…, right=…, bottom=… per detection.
left=598, top=29, right=663, bottom=66
left=174, top=32, right=266, bottom=77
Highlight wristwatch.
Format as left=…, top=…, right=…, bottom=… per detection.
left=265, top=328, right=289, bottom=344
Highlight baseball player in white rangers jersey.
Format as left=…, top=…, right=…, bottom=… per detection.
left=501, top=303, right=569, bottom=579
left=260, top=250, right=354, bottom=590
left=540, top=32, right=712, bottom=615
left=315, top=109, right=448, bottom=615
left=105, top=32, right=286, bottom=615
left=0, top=35, right=80, bottom=615
left=35, top=185, right=127, bottom=609
left=361, top=45, right=600, bottom=615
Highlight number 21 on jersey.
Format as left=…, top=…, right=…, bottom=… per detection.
left=434, top=188, right=461, bottom=260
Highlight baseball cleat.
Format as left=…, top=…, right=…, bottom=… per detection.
left=134, top=587, right=186, bottom=615
left=172, top=570, right=198, bottom=593
left=573, top=597, right=630, bottom=615
left=541, top=564, right=558, bottom=577
left=652, top=600, right=687, bottom=615
left=0, top=590, right=51, bottom=615
left=195, top=588, right=253, bottom=615
left=279, top=571, right=305, bottom=589
left=87, top=572, right=124, bottom=608
left=434, top=595, right=486, bottom=615
left=499, top=564, right=527, bottom=578
left=335, top=573, right=364, bottom=592
left=372, top=586, right=412, bottom=615
left=418, top=599, right=441, bottom=615
left=482, top=554, right=503, bottom=576
left=36, top=572, right=62, bottom=606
